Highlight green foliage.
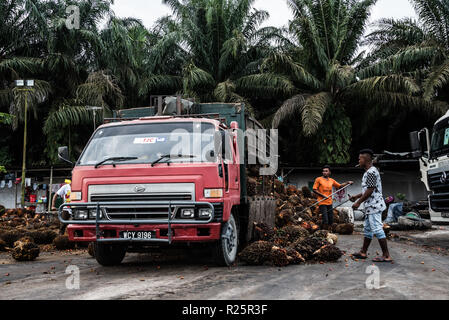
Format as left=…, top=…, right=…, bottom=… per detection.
left=396, top=193, right=407, bottom=201
left=0, top=0, right=448, bottom=167
left=316, top=106, right=352, bottom=164
left=161, top=0, right=284, bottom=104
left=0, top=112, right=13, bottom=124
left=366, top=0, right=449, bottom=103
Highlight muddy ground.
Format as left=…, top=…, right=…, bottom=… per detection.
left=1, top=228, right=449, bottom=300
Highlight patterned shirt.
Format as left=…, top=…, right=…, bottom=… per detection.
left=362, top=166, right=386, bottom=215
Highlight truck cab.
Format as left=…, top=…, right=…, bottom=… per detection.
left=57, top=102, right=275, bottom=266
left=411, top=110, right=449, bottom=224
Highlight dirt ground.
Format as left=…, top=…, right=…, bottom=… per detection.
left=1, top=229, right=449, bottom=300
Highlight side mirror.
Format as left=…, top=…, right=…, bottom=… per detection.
left=409, top=130, right=430, bottom=159
left=58, top=146, right=73, bottom=165
left=409, top=131, right=422, bottom=158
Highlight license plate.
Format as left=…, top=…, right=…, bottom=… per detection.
left=120, top=231, right=156, bottom=240
left=442, top=212, right=449, bottom=218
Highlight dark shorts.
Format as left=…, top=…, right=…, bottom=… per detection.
left=319, top=205, right=334, bottom=225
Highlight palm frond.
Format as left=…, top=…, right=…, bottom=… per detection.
left=10, top=80, right=51, bottom=129
left=43, top=104, right=96, bottom=135
left=236, top=73, right=297, bottom=98
left=76, top=71, right=124, bottom=109
left=300, top=91, right=332, bottom=136
left=325, top=62, right=354, bottom=91
left=183, top=63, right=216, bottom=95
left=347, top=75, right=421, bottom=96
left=272, top=94, right=309, bottom=129
left=357, top=44, right=444, bottom=78
left=423, top=59, right=449, bottom=100
left=262, top=52, right=322, bottom=90
left=139, top=74, right=182, bottom=97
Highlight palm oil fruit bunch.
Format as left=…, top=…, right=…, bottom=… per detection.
left=11, top=237, right=40, bottom=261
left=53, top=235, right=75, bottom=250
left=239, top=241, right=274, bottom=265
left=313, top=244, right=343, bottom=262
left=269, top=246, right=289, bottom=267
left=252, top=222, right=275, bottom=242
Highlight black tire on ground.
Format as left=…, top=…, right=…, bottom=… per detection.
left=94, top=242, right=126, bottom=266
left=213, top=213, right=239, bottom=267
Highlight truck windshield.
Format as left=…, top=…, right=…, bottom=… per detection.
left=431, top=123, right=449, bottom=158
left=78, top=122, right=217, bottom=166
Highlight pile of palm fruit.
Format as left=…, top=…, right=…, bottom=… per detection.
left=241, top=176, right=353, bottom=267
left=0, top=207, right=76, bottom=259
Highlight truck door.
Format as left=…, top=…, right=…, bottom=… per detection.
left=224, top=131, right=239, bottom=192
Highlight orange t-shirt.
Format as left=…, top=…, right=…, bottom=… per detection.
left=313, top=177, right=341, bottom=205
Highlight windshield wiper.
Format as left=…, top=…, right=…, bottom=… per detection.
left=151, top=154, right=195, bottom=167
left=95, top=157, right=138, bottom=169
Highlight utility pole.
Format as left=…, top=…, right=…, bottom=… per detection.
left=15, top=80, right=35, bottom=208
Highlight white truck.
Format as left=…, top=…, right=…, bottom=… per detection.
left=410, top=110, right=449, bottom=224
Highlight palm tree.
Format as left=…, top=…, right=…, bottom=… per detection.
left=253, top=0, right=432, bottom=164
left=0, top=0, right=48, bottom=110
left=159, top=0, right=283, bottom=104
left=99, top=17, right=181, bottom=107
left=364, top=0, right=449, bottom=101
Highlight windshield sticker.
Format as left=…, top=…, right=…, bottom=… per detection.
left=445, top=129, right=449, bottom=146
left=133, top=137, right=166, bottom=144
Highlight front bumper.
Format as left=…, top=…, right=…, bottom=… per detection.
left=66, top=223, right=221, bottom=243
left=59, top=201, right=218, bottom=244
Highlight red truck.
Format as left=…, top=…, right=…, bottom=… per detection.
left=58, top=102, right=276, bottom=266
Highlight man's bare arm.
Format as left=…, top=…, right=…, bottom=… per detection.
left=339, top=181, right=354, bottom=188
left=350, top=193, right=362, bottom=202
left=352, top=188, right=374, bottom=209
left=51, top=194, right=58, bottom=210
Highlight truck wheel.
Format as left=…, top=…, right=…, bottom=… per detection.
left=214, top=213, right=239, bottom=266
left=94, top=242, right=126, bottom=266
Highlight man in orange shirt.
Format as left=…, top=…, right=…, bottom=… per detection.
left=313, top=165, right=353, bottom=231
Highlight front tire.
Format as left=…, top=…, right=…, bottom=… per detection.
left=94, top=242, right=126, bottom=266
left=214, top=213, right=239, bottom=266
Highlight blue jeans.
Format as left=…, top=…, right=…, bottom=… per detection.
left=384, top=203, right=404, bottom=223
left=364, top=211, right=386, bottom=240
left=319, top=205, right=333, bottom=225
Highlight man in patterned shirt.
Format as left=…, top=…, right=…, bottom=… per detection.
left=350, top=149, right=393, bottom=263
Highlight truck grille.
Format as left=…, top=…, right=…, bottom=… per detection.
left=429, top=193, right=449, bottom=212
left=105, top=206, right=175, bottom=220
left=91, top=194, right=192, bottom=202
left=212, top=203, right=223, bottom=222
left=88, top=183, right=196, bottom=222
left=428, top=170, right=449, bottom=192
left=102, top=203, right=223, bottom=222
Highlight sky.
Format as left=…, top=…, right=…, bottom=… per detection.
left=111, top=0, right=418, bottom=29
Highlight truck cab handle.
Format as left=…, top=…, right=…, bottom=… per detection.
left=218, top=163, right=223, bottom=178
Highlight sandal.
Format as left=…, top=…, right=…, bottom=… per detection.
left=352, top=252, right=368, bottom=259
left=372, top=256, right=393, bottom=263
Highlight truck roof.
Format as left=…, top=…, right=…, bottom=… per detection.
left=436, top=110, right=449, bottom=125
left=99, top=116, right=225, bottom=130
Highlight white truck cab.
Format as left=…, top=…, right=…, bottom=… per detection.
left=411, top=110, right=449, bottom=224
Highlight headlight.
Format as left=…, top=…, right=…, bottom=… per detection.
left=180, top=208, right=195, bottom=219
left=70, top=192, right=82, bottom=201
left=204, top=189, right=223, bottom=198
left=74, top=209, right=88, bottom=220
left=89, top=209, right=102, bottom=219
left=198, top=208, right=212, bottom=219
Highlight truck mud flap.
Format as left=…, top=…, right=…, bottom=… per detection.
left=246, top=196, right=276, bottom=242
